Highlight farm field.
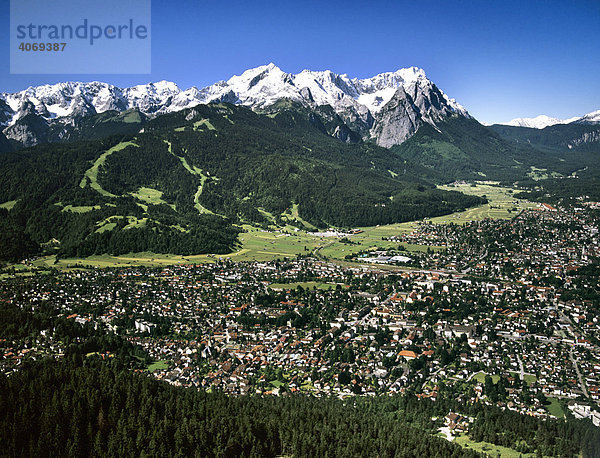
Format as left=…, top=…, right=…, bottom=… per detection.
left=317, top=182, right=535, bottom=259
left=13, top=183, right=536, bottom=270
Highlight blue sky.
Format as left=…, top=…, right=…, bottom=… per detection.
left=2, top=0, right=599, bottom=124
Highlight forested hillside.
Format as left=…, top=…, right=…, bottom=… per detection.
left=391, top=116, right=594, bottom=182
left=489, top=122, right=600, bottom=154
left=0, top=103, right=484, bottom=261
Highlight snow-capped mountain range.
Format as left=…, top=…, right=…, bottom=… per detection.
left=3, top=63, right=597, bottom=149
left=500, top=110, right=600, bottom=129
left=0, top=64, right=470, bottom=148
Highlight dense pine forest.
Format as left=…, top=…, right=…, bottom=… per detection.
left=1, top=361, right=476, bottom=457
left=4, top=358, right=599, bottom=457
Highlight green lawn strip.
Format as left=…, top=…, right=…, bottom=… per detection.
left=472, top=372, right=500, bottom=384
left=257, top=208, right=276, bottom=223
left=163, top=140, right=215, bottom=214
left=80, top=141, right=138, bottom=197
left=193, top=173, right=214, bottom=214
left=42, top=252, right=207, bottom=269
left=280, top=203, right=317, bottom=230
left=193, top=119, right=216, bottom=130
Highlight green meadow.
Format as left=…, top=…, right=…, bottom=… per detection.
left=11, top=183, right=536, bottom=270
left=147, top=360, right=170, bottom=372
left=453, top=434, right=535, bottom=458
left=546, top=397, right=565, bottom=418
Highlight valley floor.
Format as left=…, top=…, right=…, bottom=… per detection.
left=1, top=182, right=599, bottom=457
left=13, top=182, right=535, bottom=271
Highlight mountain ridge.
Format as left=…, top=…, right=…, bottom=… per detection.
left=1, top=64, right=470, bottom=148
left=0, top=102, right=485, bottom=260
left=498, top=109, right=600, bottom=129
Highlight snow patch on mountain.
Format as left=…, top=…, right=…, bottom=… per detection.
left=503, top=115, right=565, bottom=129
left=500, top=110, right=600, bottom=129
left=0, top=64, right=472, bottom=147
left=574, top=109, right=600, bottom=125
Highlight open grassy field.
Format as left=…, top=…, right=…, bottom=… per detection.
left=60, top=204, right=102, bottom=213
left=221, top=226, right=322, bottom=262
left=436, top=182, right=537, bottom=223
left=317, top=182, right=535, bottom=259
left=9, top=183, right=535, bottom=270
left=472, top=372, right=500, bottom=384
left=317, top=226, right=442, bottom=260
left=29, top=253, right=209, bottom=269
left=546, top=397, right=565, bottom=418
left=281, top=203, right=317, bottom=230
left=193, top=171, right=214, bottom=215
left=194, top=119, right=216, bottom=131
left=0, top=270, right=37, bottom=280
left=147, top=360, right=169, bottom=372
left=528, top=166, right=562, bottom=181
left=509, top=372, right=538, bottom=385
left=453, top=434, right=535, bottom=458
left=130, top=187, right=176, bottom=210
left=524, top=374, right=537, bottom=385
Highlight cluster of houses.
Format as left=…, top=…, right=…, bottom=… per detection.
left=1, top=205, right=599, bottom=423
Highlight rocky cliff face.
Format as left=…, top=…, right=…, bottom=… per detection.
left=1, top=64, right=470, bottom=148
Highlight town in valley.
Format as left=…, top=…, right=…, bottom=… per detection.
left=3, top=198, right=599, bottom=438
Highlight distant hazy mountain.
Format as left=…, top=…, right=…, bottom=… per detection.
left=0, top=64, right=469, bottom=148
left=502, top=115, right=567, bottom=129
left=499, top=110, right=600, bottom=130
